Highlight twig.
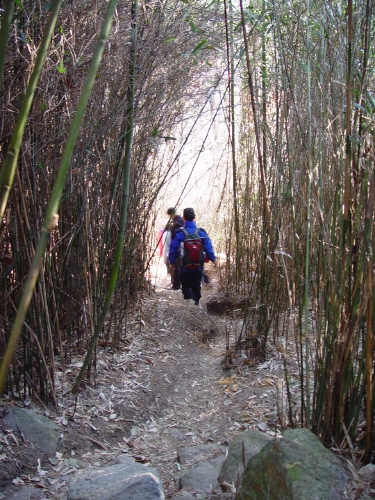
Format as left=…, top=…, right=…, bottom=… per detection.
left=83, top=435, right=107, bottom=450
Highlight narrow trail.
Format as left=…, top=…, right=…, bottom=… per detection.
left=59, top=272, right=284, bottom=498
left=1, top=268, right=286, bottom=499
left=128, top=282, right=284, bottom=497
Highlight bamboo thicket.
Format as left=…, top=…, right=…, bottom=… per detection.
left=224, top=0, right=374, bottom=455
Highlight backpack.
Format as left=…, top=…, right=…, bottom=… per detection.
left=180, top=227, right=206, bottom=270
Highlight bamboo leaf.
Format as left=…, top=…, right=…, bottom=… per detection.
left=189, top=20, right=197, bottom=33
left=192, top=39, right=207, bottom=54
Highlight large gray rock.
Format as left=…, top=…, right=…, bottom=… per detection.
left=2, top=407, right=60, bottom=456
left=218, top=429, right=272, bottom=486
left=67, top=455, right=164, bottom=500
left=179, top=462, right=220, bottom=492
left=8, top=485, right=48, bottom=499
left=236, top=428, right=349, bottom=500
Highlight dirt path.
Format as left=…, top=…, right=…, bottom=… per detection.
left=57, top=276, right=284, bottom=497
left=1, top=273, right=286, bottom=499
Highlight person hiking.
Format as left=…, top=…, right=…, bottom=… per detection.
left=167, top=207, right=184, bottom=290
left=162, top=210, right=173, bottom=277
left=168, top=207, right=216, bottom=306
left=168, top=207, right=184, bottom=240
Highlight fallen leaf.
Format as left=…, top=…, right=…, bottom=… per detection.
left=217, top=375, right=236, bottom=385
left=12, top=478, right=25, bottom=485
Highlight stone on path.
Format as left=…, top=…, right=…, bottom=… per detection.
left=178, top=462, right=220, bottom=493
left=218, top=429, right=272, bottom=487
left=166, top=427, right=188, bottom=443
left=178, top=442, right=222, bottom=465
left=67, top=455, right=164, bottom=500
left=236, top=428, right=349, bottom=500
left=2, top=407, right=60, bottom=456
left=8, top=485, right=48, bottom=499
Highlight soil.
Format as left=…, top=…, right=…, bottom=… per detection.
left=0, top=267, right=368, bottom=499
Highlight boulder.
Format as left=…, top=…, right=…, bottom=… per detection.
left=8, top=485, right=48, bottom=499
left=236, top=428, right=348, bottom=500
left=218, top=429, right=272, bottom=487
left=178, top=462, right=220, bottom=493
left=1, top=407, right=60, bottom=456
left=67, top=455, right=164, bottom=500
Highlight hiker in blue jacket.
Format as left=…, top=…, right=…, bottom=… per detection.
left=169, top=207, right=216, bottom=306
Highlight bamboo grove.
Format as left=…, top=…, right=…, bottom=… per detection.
left=221, top=0, right=375, bottom=461
left=0, top=0, right=374, bottom=463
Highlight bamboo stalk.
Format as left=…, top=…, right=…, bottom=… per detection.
left=238, top=0, right=277, bottom=286
left=72, top=0, right=139, bottom=394
left=0, top=0, right=15, bottom=93
left=0, top=0, right=119, bottom=396
left=0, top=0, right=64, bottom=221
left=364, top=179, right=375, bottom=462
left=223, top=0, right=241, bottom=285
left=304, top=0, right=312, bottom=428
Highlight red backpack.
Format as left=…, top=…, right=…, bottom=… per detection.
left=180, top=227, right=206, bottom=270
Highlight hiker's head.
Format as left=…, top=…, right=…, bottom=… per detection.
left=183, top=207, right=195, bottom=221
left=167, top=207, right=176, bottom=217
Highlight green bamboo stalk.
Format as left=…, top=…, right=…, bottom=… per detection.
left=343, top=0, right=353, bottom=225
left=72, top=0, right=138, bottom=395
left=364, top=179, right=374, bottom=462
left=223, top=0, right=240, bottom=285
left=0, top=0, right=64, bottom=221
left=239, top=0, right=277, bottom=285
left=0, top=0, right=119, bottom=397
left=304, top=0, right=312, bottom=428
left=0, top=0, right=15, bottom=93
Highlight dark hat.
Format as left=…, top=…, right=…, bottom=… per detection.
left=167, top=207, right=175, bottom=215
left=183, top=207, right=195, bottom=220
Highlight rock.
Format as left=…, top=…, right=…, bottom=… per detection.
left=67, top=456, right=164, bottom=500
left=179, top=462, right=220, bottom=493
left=358, top=463, right=375, bottom=482
left=206, top=294, right=246, bottom=315
left=171, top=494, right=200, bottom=500
left=1, top=407, right=60, bottom=456
left=208, top=452, right=227, bottom=469
left=166, top=428, right=188, bottom=443
left=218, top=429, right=272, bottom=487
left=8, top=485, right=48, bottom=499
left=0, top=466, right=13, bottom=487
left=178, top=443, right=221, bottom=465
left=236, top=428, right=349, bottom=500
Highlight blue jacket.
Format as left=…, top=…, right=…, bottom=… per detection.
left=168, top=220, right=216, bottom=272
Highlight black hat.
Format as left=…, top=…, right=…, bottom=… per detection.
left=167, top=207, right=175, bottom=215
left=183, top=207, right=195, bottom=220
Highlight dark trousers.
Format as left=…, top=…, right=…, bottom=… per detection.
left=180, top=271, right=202, bottom=302
left=172, top=261, right=181, bottom=289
